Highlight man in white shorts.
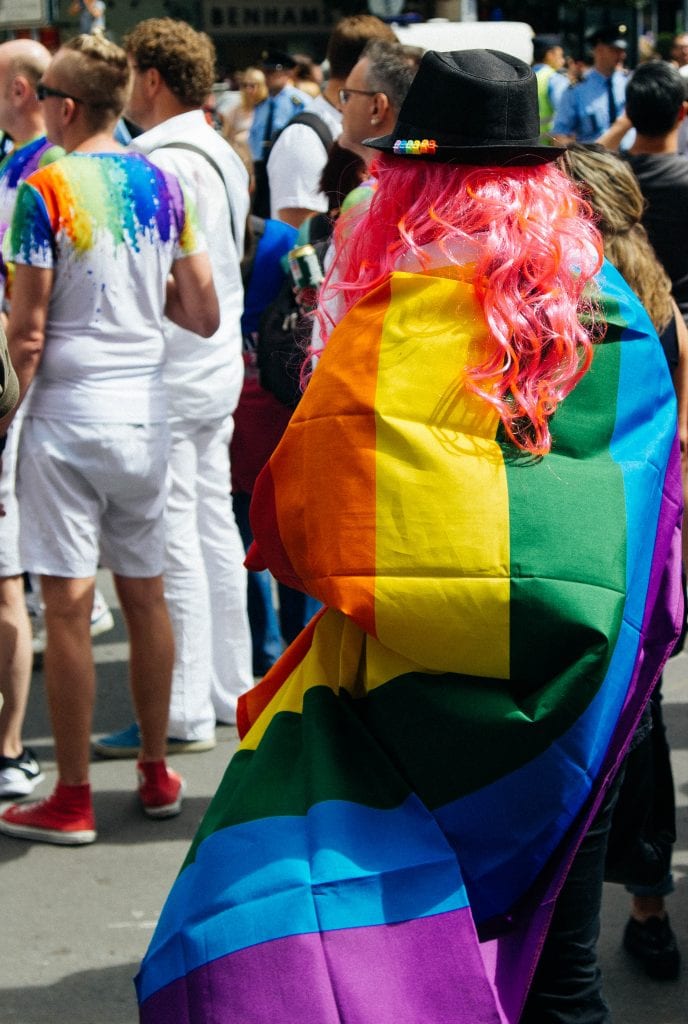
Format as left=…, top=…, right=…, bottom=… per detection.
left=0, top=38, right=60, bottom=800
left=0, top=33, right=219, bottom=846
left=92, top=18, right=253, bottom=761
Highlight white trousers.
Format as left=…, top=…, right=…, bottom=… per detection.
left=164, top=415, right=253, bottom=739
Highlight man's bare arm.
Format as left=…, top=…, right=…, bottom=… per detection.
left=276, top=207, right=316, bottom=229
left=0, top=263, right=51, bottom=437
left=165, top=252, right=220, bottom=338
left=597, top=114, right=633, bottom=152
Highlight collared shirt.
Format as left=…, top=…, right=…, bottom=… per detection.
left=248, top=85, right=312, bottom=162
left=130, top=109, right=250, bottom=422
left=552, top=68, right=627, bottom=142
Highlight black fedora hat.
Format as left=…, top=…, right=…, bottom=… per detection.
left=363, top=49, right=564, bottom=166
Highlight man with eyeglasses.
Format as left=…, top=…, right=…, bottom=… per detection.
left=0, top=32, right=219, bottom=846
left=266, top=14, right=396, bottom=228
left=339, top=40, right=415, bottom=171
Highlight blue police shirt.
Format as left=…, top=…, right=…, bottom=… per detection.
left=552, top=68, right=627, bottom=142
left=248, top=85, right=313, bottom=162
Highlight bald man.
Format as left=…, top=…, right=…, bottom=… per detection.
left=0, top=40, right=59, bottom=309
left=0, top=39, right=61, bottom=801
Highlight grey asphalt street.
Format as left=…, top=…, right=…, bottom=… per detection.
left=1, top=572, right=686, bottom=1023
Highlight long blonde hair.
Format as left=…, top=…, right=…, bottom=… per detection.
left=561, top=144, right=674, bottom=334
left=238, top=67, right=268, bottom=110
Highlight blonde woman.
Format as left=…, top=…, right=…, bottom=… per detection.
left=222, top=67, right=268, bottom=147
left=563, top=142, right=685, bottom=983
left=562, top=143, right=688, bottom=497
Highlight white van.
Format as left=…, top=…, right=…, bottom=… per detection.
left=392, top=20, right=534, bottom=65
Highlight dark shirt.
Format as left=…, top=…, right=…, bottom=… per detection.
left=659, top=314, right=679, bottom=377
left=622, top=152, right=688, bottom=323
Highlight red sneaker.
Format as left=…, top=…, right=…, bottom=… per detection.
left=0, top=783, right=96, bottom=845
left=137, top=760, right=184, bottom=818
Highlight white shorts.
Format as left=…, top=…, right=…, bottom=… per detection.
left=17, top=417, right=170, bottom=579
left=0, top=411, right=24, bottom=578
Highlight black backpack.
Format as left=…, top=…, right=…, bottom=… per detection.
left=255, top=216, right=332, bottom=408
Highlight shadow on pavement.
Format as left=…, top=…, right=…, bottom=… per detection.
left=0, top=788, right=213, bottom=864
left=1, top=961, right=141, bottom=1024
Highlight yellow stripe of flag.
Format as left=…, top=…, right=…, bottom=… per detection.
left=373, top=273, right=511, bottom=677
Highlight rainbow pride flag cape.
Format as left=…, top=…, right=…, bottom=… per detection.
left=137, top=260, right=683, bottom=1023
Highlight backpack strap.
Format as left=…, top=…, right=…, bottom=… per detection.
left=153, top=142, right=238, bottom=249
left=269, top=110, right=335, bottom=159
left=241, top=215, right=267, bottom=289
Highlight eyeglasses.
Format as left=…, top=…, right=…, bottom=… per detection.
left=338, top=87, right=379, bottom=105
left=36, top=82, right=83, bottom=104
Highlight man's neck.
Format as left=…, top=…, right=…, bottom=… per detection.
left=7, top=114, right=47, bottom=149
left=137, top=98, right=197, bottom=133
left=67, top=128, right=123, bottom=154
left=630, top=130, right=679, bottom=156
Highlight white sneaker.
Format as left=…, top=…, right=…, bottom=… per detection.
left=28, top=606, right=46, bottom=657
left=90, top=589, right=115, bottom=637
left=27, top=588, right=114, bottom=657
left=0, top=747, right=44, bottom=799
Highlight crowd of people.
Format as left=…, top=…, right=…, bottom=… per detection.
left=0, top=13, right=685, bottom=1023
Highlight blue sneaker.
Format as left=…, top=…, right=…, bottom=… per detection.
left=92, top=723, right=216, bottom=759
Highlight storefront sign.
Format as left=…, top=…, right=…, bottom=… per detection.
left=203, top=0, right=335, bottom=34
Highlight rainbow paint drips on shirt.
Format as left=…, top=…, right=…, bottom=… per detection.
left=8, top=151, right=202, bottom=425
left=11, top=151, right=198, bottom=263
left=136, top=259, right=683, bottom=1024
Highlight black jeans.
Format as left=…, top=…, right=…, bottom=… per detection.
left=605, top=685, right=676, bottom=895
left=521, top=766, right=625, bottom=1024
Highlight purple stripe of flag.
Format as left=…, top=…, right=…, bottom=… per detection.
left=481, top=435, right=684, bottom=1024
left=139, top=907, right=506, bottom=1024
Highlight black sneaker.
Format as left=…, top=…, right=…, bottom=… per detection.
left=0, top=747, right=45, bottom=799
left=623, top=915, right=681, bottom=980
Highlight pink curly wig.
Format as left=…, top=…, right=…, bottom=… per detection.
left=315, top=155, right=604, bottom=455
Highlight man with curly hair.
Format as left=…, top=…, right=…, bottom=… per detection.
left=0, top=33, right=219, bottom=844
left=93, top=19, right=254, bottom=760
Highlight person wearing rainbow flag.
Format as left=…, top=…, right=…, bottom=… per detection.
left=136, top=50, right=683, bottom=1023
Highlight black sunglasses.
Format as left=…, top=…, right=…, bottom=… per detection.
left=36, top=82, right=84, bottom=104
